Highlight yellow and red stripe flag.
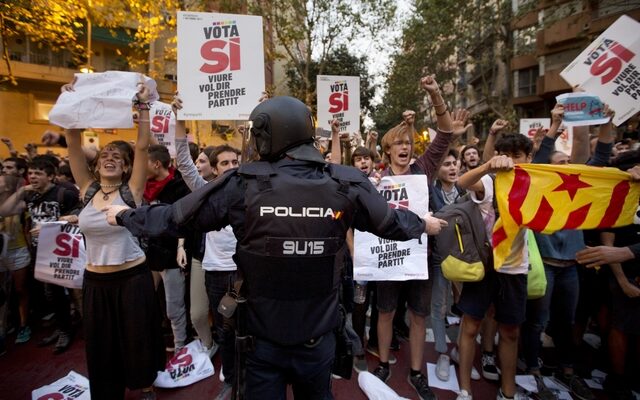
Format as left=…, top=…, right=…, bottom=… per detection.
left=493, top=164, right=640, bottom=269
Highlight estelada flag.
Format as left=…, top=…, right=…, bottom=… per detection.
left=493, top=164, right=640, bottom=269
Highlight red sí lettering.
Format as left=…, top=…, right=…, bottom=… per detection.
left=53, top=233, right=81, bottom=258
left=37, top=394, right=64, bottom=400
left=151, top=115, right=169, bottom=134
left=590, top=42, right=635, bottom=85
left=328, top=91, right=349, bottom=113
left=200, top=38, right=241, bottom=74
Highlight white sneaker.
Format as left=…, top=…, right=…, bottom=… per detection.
left=496, top=388, right=527, bottom=400
left=436, top=354, right=451, bottom=381
left=450, top=347, right=481, bottom=381
left=457, top=389, right=472, bottom=400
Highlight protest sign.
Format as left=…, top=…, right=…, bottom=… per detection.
left=177, top=11, right=265, bottom=120
left=34, top=222, right=86, bottom=290
left=155, top=339, right=214, bottom=388
left=317, top=75, right=361, bottom=134
left=519, top=118, right=550, bottom=139
left=150, top=101, right=176, bottom=157
left=32, top=370, right=90, bottom=400
left=49, top=71, right=158, bottom=129
left=354, top=175, right=429, bottom=281
left=560, top=15, right=640, bottom=126
left=556, top=93, right=610, bottom=126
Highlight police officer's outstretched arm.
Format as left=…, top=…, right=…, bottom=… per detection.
left=104, top=203, right=186, bottom=237
left=352, top=180, right=446, bottom=239
left=105, top=173, right=233, bottom=236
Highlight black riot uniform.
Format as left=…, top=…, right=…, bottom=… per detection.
left=115, top=96, right=427, bottom=399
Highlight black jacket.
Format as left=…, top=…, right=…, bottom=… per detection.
left=145, top=170, right=192, bottom=271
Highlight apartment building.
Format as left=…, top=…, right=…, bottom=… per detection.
left=0, top=5, right=276, bottom=159
left=511, top=0, right=640, bottom=129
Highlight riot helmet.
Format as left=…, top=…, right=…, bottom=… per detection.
left=249, top=96, right=322, bottom=162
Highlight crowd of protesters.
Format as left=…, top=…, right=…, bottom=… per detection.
left=0, top=73, right=639, bottom=400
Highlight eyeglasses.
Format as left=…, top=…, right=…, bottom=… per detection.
left=391, top=140, right=411, bottom=146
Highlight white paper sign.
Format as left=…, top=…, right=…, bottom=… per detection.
left=34, top=222, right=86, bottom=289
left=354, top=175, right=429, bottom=281
left=32, top=370, right=91, bottom=400
left=177, top=11, right=265, bottom=120
left=519, top=118, right=550, bottom=139
left=150, top=101, right=177, bottom=157
left=154, top=339, right=214, bottom=388
left=49, top=71, right=158, bottom=129
left=317, top=75, right=361, bottom=134
left=560, top=15, right=640, bottom=126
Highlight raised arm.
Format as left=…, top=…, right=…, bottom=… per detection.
left=65, top=129, right=94, bottom=194
left=365, top=131, right=381, bottom=161
left=329, top=119, right=342, bottom=164
left=533, top=104, right=563, bottom=164
left=1, top=137, right=18, bottom=157
left=482, top=119, right=509, bottom=163
left=0, top=184, right=30, bottom=216
left=172, top=94, right=207, bottom=191
left=587, top=105, right=615, bottom=167
left=60, top=77, right=94, bottom=193
left=458, top=155, right=513, bottom=196
left=414, top=75, right=456, bottom=180
left=128, top=83, right=152, bottom=204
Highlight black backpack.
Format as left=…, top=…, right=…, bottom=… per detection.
left=433, top=195, right=492, bottom=282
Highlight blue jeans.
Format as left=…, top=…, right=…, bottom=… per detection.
left=245, top=331, right=335, bottom=400
left=521, top=263, right=579, bottom=370
left=204, top=270, right=237, bottom=383
left=430, top=265, right=451, bottom=354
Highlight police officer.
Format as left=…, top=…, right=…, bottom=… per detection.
left=105, top=96, right=447, bottom=399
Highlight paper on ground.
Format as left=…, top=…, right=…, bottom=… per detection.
left=426, top=362, right=460, bottom=392
left=586, top=369, right=606, bottom=390
left=358, top=371, right=410, bottom=400
left=516, top=375, right=570, bottom=394
left=446, top=315, right=461, bottom=325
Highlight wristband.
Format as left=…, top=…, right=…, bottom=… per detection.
left=115, top=210, right=127, bottom=226
left=134, top=101, right=151, bottom=111
left=435, top=107, right=449, bottom=116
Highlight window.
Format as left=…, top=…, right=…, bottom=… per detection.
left=515, top=67, right=539, bottom=97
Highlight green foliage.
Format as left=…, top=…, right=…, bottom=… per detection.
left=250, top=0, right=395, bottom=105
left=374, top=0, right=517, bottom=133
left=285, top=45, right=375, bottom=121
left=0, top=0, right=179, bottom=84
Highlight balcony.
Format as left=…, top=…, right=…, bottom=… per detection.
left=539, top=12, right=591, bottom=48
left=0, top=60, right=76, bottom=84
left=542, top=68, right=571, bottom=94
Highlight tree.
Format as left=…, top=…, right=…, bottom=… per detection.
left=250, top=0, right=395, bottom=106
left=0, top=0, right=179, bottom=85
left=374, top=0, right=519, bottom=136
left=285, top=45, right=375, bottom=122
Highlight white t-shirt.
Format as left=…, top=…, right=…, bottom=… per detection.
left=469, top=174, right=529, bottom=275
left=202, top=226, right=237, bottom=272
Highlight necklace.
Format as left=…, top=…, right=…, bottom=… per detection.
left=100, top=187, right=119, bottom=200
left=100, top=182, right=122, bottom=188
